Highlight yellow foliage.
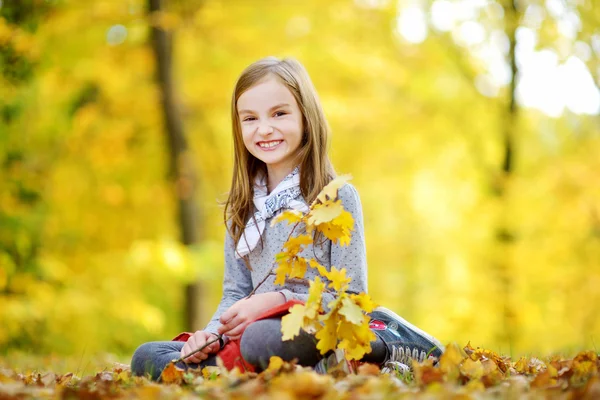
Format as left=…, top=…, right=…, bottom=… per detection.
left=283, top=234, right=313, bottom=254
left=308, top=259, right=329, bottom=277
left=338, top=297, right=364, bottom=325
left=315, top=313, right=339, bottom=355
left=337, top=318, right=375, bottom=360
left=307, top=200, right=343, bottom=226
left=321, top=209, right=354, bottom=246
left=350, top=293, right=377, bottom=313
left=312, top=175, right=352, bottom=205
left=2, top=0, right=599, bottom=359
left=439, top=343, right=466, bottom=381
left=281, top=304, right=306, bottom=341
left=270, top=210, right=304, bottom=227
left=460, top=358, right=484, bottom=380
left=306, top=277, right=325, bottom=315
left=325, top=266, right=352, bottom=292
left=265, top=356, right=285, bottom=374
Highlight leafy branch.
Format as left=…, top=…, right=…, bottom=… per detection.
left=271, top=175, right=378, bottom=361
left=167, top=175, right=376, bottom=381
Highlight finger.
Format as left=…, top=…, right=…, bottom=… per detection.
left=224, top=321, right=249, bottom=340
left=218, top=315, right=243, bottom=335
left=204, top=336, right=221, bottom=353
left=185, top=345, right=208, bottom=363
left=180, top=338, right=196, bottom=360
left=180, top=343, right=189, bottom=359
left=219, top=306, right=238, bottom=325
left=182, top=337, right=208, bottom=363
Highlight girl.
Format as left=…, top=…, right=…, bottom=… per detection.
left=131, top=57, right=443, bottom=380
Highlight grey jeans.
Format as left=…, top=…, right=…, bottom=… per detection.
left=131, top=317, right=385, bottom=381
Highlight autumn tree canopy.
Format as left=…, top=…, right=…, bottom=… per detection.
left=1, top=0, right=599, bottom=357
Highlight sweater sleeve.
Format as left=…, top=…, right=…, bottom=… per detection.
left=203, top=229, right=254, bottom=335
left=278, top=183, right=368, bottom=307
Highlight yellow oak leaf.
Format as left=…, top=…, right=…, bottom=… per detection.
left=338, top=338, right=371, bottom=361
left=312, top=174, right=352, bottom=205
left=339, top=296, right=364, bottom=325
left=275, top=252, right=288, bottom=262
left=284, top=234, right=313, bottom=254
left=281, top=304, right=307, bottom=341
left=326, top=266, right=352, bottom=292
left=322, top=297, right=342, bottom=318
left=304, top=304, right=319, bottom=320
left=337, top=319, right=375, bottom=360
left=349, top=293, right=377, bottom=313
left=316, top=313, right=339, bottom=355
left=338, top=317, right=375, bottom=343
left=307, top=200, right=343, bottom=226
left=274, top=261, right=293, bottom=286
left=303, top=317, right=322, bottom=334
left=315, top=210, right=354, bottom=246
left=307, top=276, right=325, bottom=310
left=309, top=259, right=329, bottom=277
left=289, top=257, right=308, bottom=279
left=316, top=222, right=346, bottom=245
left=270, top=209, right=304, bottom=227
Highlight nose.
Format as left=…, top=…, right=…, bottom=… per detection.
left=256, top=120, right=274, bottom=136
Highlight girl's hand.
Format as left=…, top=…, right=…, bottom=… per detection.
left=218, top=292, right=286, bottom=340
left=180, top=330, right=221, bottom=364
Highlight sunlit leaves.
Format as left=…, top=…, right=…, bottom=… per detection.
left=270, top=210, right=304, bottom=227
left=315, top=209, right=354, bottom=246
left=3, top=347, right=600, bottom=397
left=338, top=297, right=364, bottom=324
left=275, top=176, right=376, bottom=360
left=315, top=313, right=339, bottom=354
left=312, top=174, right=352, bottom=205
left=283, top=234, right=313, bottom=254
left=350, top=293, right=377, bottom=313
left=306, top=200, right=343, bottom=226
left=323, top=266, right=352, bottom=292
left=281, top=304, right=306, bottom=341
left=274, top=256, right=308, bottom=286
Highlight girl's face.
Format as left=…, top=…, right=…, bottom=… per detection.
left=237, top=76, right=303, bottom=178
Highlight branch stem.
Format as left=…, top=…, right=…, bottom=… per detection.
left=174, top=335, right=222, bottom=364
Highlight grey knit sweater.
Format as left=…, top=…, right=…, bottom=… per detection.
left=204, top=183, right=368, bottom=335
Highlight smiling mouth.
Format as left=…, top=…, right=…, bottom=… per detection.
left=258, top=140, right=283, bottom=149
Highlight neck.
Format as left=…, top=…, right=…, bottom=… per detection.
left=266, top=164, right=296, bottom=193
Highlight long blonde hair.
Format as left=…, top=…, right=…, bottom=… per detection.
left=225, top=57, right=335, bottom=248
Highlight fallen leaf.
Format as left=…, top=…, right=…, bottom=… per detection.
left=160, top=362, right=184, bottom=384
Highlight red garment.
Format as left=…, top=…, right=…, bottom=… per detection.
left=173, top=299, right=304, bottom=372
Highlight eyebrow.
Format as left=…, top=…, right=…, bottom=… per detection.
left=238, top=103, right=291, bottom=114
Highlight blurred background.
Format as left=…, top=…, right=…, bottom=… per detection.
left=1, top=0, right=599, bottom=360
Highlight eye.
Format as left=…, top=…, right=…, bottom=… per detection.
left=242, top=116, right=256, bottom=122
left=274, top=111, right=287, bottom=117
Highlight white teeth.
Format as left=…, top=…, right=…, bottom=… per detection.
left=259, top=141, right=282, bottom=149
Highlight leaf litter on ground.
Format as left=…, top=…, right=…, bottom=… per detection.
left=1, top=343, right=600, bottom=399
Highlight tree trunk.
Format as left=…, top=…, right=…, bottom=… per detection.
left=148, top=0, right=204, bottom=331
left=494, top=0, right=520, bottom=353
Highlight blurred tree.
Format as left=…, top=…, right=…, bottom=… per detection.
left=0, top=0, right=598, bottom=357
left=148, top=0, right=204, bottom=332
